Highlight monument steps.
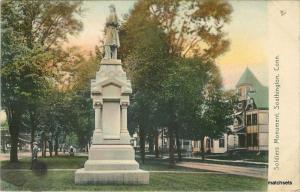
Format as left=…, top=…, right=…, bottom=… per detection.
left=84, top=160, right=139, bottom=171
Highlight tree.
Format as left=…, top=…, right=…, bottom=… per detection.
left=157, top=58, right=216, bottom=166
left=129, top=0, right=233, bottom=60
left=68, top=54, right=100, bottom=150
left=128, top=91, right=159, bottom=164
left=189, top=85, right=235, bottom=160
left=120, top=0, right=233, bottom=167
left=1, top=0, right=83, bottom=162
left=120, top=2, right=170, bottom=163
left=1, top=43, right=50, bottom=162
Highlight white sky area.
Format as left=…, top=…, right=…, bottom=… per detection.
left=64, top=0, right=268, bottom=90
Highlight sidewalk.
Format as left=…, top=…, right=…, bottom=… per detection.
left=0, top=151, right=71, bottom=161
left=183, top=156, right=268, bottom=166
left=0, top=152, right=31, bottom=161
left=145, top=154, right=267, bottom=166
left=177, top=161, right=267, bottom=179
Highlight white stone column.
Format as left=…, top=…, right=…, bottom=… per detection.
left=121, top=103, right=128, bottom=133
left=94, top=102, right=102, bottom=132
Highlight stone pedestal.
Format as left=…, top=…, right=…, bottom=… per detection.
left=75, top=59, right=149, bottom=184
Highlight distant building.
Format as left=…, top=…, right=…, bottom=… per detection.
left=0, top=110, right=31, bottom=152
left=188, top=137, right=227, bottom=154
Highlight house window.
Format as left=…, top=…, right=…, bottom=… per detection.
left=247, top=134, right=251, bottom=146
left=247, top=133, right=258, bottom=147
left=239, top=135, right=246, bottom=147
left=247, top=115, right=252, bottom=125
left=253, top=133, right=258, bottom=146
left=252, top=114, right=257, bottom=125
left=211, top=139, right=214, bottom=148
left=219, top=138, right=225, bottom=148
left=237, top=88, right=242, bottom=96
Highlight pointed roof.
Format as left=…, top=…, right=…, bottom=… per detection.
left=236, top=68, right=269, bottom=109
left=236, top=67, right=262, bottom=88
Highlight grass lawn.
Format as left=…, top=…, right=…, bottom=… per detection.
left=1, top=170, right=267, bottom=191
left=0, top=156, right=267, bottom=191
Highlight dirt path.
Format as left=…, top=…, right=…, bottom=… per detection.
left=177, top=161, right=267, bottom=179
left=0, top=152, right=32, bottom=161
left=0, top=151, right=70, bottom=161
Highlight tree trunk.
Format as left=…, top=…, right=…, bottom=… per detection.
left=168, top=127, right=175, bottom=168
left=41, top=138, right=44, bottom=157
left=148, top=135, right=154, bottom=154
left=43, top=138, right=47, bottom=157
left=139, top=126, right=146, bottom=164
left=8, top=114, right=21, bottom=163
left=154, top=130, right=159, bottom=158
left=6, top=107, right=22, bottom=163
left=49, top=140, right=53, bottom=157
left=29, top=110, right=36, bottom=152
left=10, top=132, right=19, bottom=163
left=175, top=130, right=182, bottom=161
left=54, top=136, right=59, bottom=156
left=9, top=124, right=19, bottom=163
left=30, top=127, right=35, bottom=151
left=200, top=137, right=205, bottom=161
left=161, top=129, right=164, bottom=158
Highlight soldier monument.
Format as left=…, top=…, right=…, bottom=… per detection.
left=74, top=4, right=149, bottom=184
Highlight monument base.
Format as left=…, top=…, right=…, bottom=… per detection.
left=75, top=169, right=149, bottom=184
left=75, top=144, right=150, bottom=184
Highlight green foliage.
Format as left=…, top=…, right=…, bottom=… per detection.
left=132, top=0, right=233, bottom=60
left=62, top=55, right=100, bottom=148
left=120, top=0, right=234, bottom=165
left=1, top=0, right=83, bottom=161
left=1, top=0, right=83, bottom=48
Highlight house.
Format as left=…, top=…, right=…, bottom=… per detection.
left=183, top=68, right=269, bottom=153
left=231, top=67, right=269, bottom=151
left=188, top=137, right=225, bottom=154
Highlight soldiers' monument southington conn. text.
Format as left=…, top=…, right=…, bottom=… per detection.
left=74, top=4, right=150, bottom=184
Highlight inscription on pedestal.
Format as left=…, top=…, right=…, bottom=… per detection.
left=103, top=101, right=120, bottom=139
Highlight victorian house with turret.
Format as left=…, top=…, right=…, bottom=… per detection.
left=231, top=68, right=269, bottom=151
left=131, top=68, right=269, bottom=154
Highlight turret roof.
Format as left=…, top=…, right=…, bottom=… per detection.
left=236, top=67, right=262, bottom=88
left=236, top=68, right=268, bottom=109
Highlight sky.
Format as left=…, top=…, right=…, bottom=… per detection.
left=64, top=0, right=268, bottom=90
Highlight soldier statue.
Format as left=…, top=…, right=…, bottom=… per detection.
left=103, top=4, right=120, bottom=60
